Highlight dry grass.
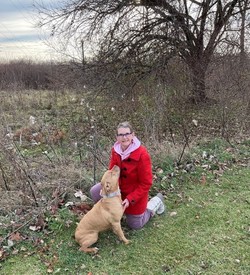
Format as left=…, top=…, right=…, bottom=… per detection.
left=0, top=88, right=249, bottom=235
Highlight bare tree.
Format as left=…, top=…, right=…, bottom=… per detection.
left=35, top=0, right=248, bottom=103
left=237, top=0, right=250, bottom=65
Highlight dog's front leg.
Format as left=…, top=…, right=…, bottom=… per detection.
left=112, top=223, right=130, bottom=244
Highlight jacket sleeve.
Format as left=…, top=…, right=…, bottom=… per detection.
left=126, top=149, right=153, bottom=204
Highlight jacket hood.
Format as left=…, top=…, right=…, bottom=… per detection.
left=113, top=136, right=141, bottom=160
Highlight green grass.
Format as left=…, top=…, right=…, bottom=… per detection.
left=1, top=166, right=249, bottom=275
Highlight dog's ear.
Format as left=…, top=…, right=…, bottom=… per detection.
left=100, top=171, right=108, bottom=186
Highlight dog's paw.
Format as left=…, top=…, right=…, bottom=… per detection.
left=79, top=246, right=99, bottom=254
left=93, top=247, right=99, bottom=254
left=124, top=239, right=131, bottom=245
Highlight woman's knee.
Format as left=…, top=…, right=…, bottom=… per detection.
left=89, top=182, right=102, bottom=202
left=126, top=214, right=145, bottom=230
left=126, top=210, right=152, bottom=230
left=127, top=221, right=143, bottom=230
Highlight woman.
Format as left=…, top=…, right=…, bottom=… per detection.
left=90, top=121, right=165, bottom=229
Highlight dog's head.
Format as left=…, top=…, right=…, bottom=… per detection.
left=100, top=165, right=120, bottom=195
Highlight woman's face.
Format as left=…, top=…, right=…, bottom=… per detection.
left=116, top=127, right=134, bottom=151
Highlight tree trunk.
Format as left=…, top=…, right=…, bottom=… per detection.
left=239, top=0, right=247, bottom=67
left=188, top=59, right=208, bottom=104
left=191, top=69, right=206, bottom=104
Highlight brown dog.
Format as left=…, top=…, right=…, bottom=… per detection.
left=75, top=165, right=130, bottom=253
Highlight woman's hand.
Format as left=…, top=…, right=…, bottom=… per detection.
left=122, top=198, right=129, bottom=211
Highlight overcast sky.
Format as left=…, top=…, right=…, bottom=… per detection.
left=0, top=0, right=60, bottom=62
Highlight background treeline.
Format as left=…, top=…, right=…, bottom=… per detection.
left=0, top=60, right=76, bottom=90
left=0, top=52, right=249, bottom=143
left=0, top=53, right=249, bottom=104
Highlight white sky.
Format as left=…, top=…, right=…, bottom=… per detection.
left=0, top=0, right=60, bottom=62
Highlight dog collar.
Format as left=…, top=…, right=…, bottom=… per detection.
left=101, top=189, right=121, bottom=199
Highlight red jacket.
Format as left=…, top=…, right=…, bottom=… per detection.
left=109, top=146, right=153, bottom=215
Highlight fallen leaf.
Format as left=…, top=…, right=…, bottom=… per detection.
left=52, top=189, right=60, bottom=199
left=192, top=119, right=198, bottom=126
left=7, top=239, right=14, bottom=248
left=12, top=249, right=19, bottom=255
left=9, top=232, right=23, bottom=242
left=0, top=249, right=5, bottom=259
left=71, top=203, right=92, bottom=215
left=202, top=151, right=207, bottom=159
left=50, top=204, right=59, bottom=215
left=170, top=211, right=177, bottom=217
left=32, top=215, right=47, bottom=231
left=200, top=175, right=206, bottom=185
left=65, top=202, right=74, bottom=207
left=29, top=225, right=41, bottom=232
left=74, top=191, right=88, bottom=201
left=156, top=168, right=163, bottom=174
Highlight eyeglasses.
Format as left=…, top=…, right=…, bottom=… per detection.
left=117, top=132, right=132, bottom=138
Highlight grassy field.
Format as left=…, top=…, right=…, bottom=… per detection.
left=0, top=165, right=249, bottom=275
left=0, top=90, right=249, bottom=274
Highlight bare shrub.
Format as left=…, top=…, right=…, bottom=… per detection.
left=207, top=55, right=250, bottom=139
